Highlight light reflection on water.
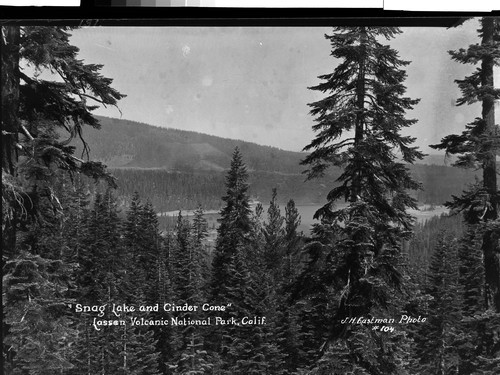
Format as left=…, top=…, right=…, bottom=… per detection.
left=261, top=204, right=449, bottom=232
left=159, top=204, right=449, bottom=234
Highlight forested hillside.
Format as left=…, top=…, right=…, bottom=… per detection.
left=71, top=116, right=480, bottom=212
left=76, top=115, right=305, bottom=173
left=110, top=168, right=328, bottom=211
left=2, top=21, right=499, bottom=375
left=108, top=165, right=478, bottom=213
left=80, top=116, right=463, bottom=171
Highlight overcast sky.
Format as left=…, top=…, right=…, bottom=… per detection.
left=69, top=20, right=498, bottom=154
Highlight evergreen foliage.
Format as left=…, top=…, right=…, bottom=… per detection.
left=101, top=140, right=479, bottom=216
left=4, top=20, right=500, bottom=375
left=2, top=26, right=123, bottom=253
left=170, top=211, right=211, bottom=374
left=210, top=147, right=252, bottom=302
left=412, top=234, right=461, bottom=374
left=407, top=213, right=464, bottom=266
left=3, top=250, right=77, bottom=374
left=2, top=26, right=124, bottom=373
left=300, top=26, right=423, bottom=373
left=122, top=193, right=174, bottom=375
left=431, top=17, right=500, bottom=312
left=408, top=225, right=500, bottom=375
left=456, top=224, right=500, bottom=375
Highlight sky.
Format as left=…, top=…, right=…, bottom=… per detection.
left=69, top=20, right=498, bottom=154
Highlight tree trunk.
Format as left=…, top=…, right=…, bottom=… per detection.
left=481, top=18, right=498, bottom=221
left=1, top=26, right=20, bottom=176
left=1, top=26, right=21, bottom=255
left=351, top=27, right=367, bottom=203
left=480, top=17, right=500, bottom=312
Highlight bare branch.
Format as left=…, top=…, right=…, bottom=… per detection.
left=19, top=123, right=34, bottom=141
left=78, top=93, right=108, bottom=107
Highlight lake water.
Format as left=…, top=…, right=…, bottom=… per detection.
left=159, top=203, right=448, bottom=234
left=262, top=204, right=449, bottom=233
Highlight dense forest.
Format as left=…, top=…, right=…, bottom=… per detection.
left=74, top=115, right=463, bottom=173
left=73, top=116, right=480, bottom=212
left=106, top=164, right=478, bottom=213
left=74, top=115, right=306, bottom=174
left=2, top=20, right=499, bottom=375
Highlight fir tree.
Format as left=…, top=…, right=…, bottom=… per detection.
left=2, top=26, right=123, bottom=374
left=192, top=206, right=209, bottom=247
left=207, top=148, right=253, bottom=370
left=275, top=199, right=305, bottom=374
left=456, top=224, right=500, bottom=374
left=255, top=189, right=289, bottom=374
left=283, top=199, right=302, bottom=262
left=459, top=225, right=485, bottom=317
left=263, top=188, right=285, bottom=272
left=73, top=190, right=124, bottom=375
left=208, top=150, right=287, bottom=373
left=172, top=211, right=193, bottom=303
left=311, top=325, right=410, bottom=375
left=223, top=249, right=275, bottom=375
left=412, top=234, right=461, bottom=374
left=123, top=193, right=163, bottom=304
left=245, top=202, right=265, bottom=269
left=2, top=171, right=85, bottom=374
left=2, top=26, right=123, bottom=253
left=210, top=147, right=252, bottom=301
left=72, top=190, right=161, bottom=375
left=123, top=192, right=147, bottom=302
left=169, top=209, right=214, bottom=374
left=431, top=17, right=500, bottom=313
left=3, top=250, right=77, bottom=374
left=192, top=206, right=211, bottom=300
left=158, top=232, right=182, bottom=375
left=301, top=27, right=423, bottom=373
left=281, top=199, right=304, bottom=305
left=141, top=200, right=163, bottom=304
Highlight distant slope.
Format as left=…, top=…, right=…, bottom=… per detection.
left=76, top=116, right=305, bottom=173
left=418, top=154, right=458, bottom=166
left=79, top=116, right=460, bottom=170
left=74, top=116, right=480, bottom=213
left=106, top=165, right=478, bottom=214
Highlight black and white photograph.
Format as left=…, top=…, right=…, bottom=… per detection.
left=2, top=16, right=500, bottom=374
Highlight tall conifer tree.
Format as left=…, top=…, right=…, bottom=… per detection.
left=412, top=235, right=461, bottom=374
left=301, top=27, right=423, bottom=372
left=272, top=198, right=305, bottom=374
left=72, top=190, right=161, bottom=375
left=173, top=207, right=213, bottom=375
left=210, top=147, right=252, bottom=301
left=2, top=26, right=123, bottom=374
left=1, top=26, right=123, bottom=253
left=208, top=148, right=267, bottom=372
left=431, top=17, right=500, bottom=312
left=263, top=188, right=285, bottom=273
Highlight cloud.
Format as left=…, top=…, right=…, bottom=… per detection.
left=182, top=45, right=191, bottom=57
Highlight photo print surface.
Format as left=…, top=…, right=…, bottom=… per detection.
left=2, top=18, right=499, bottom=374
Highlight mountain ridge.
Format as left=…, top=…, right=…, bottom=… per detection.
left=76, top=116, right=306, bottom=174
left=78, top=115, right=454, bottom=172
left=73, top=116, right=479, bottom=214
